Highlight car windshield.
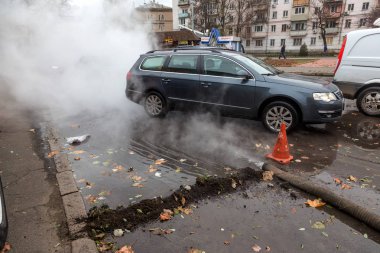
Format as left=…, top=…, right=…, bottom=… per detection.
left=226, top=53, right=283, bottom=75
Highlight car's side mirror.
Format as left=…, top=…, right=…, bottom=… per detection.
left=237, top=70, right=252, bottom=82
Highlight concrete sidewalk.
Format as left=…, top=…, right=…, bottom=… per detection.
left=0, top=91, right=71, bottom=252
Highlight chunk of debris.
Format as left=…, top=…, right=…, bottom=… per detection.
left=66, top=135, right=90, bottom=145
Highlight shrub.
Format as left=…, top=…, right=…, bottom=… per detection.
left=299, top=43, right=309, bottom=56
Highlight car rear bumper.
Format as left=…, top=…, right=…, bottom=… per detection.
left=126, top=89, right=144, bottom=104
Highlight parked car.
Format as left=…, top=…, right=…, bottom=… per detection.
left=333, top=26, right=380, bottom=116
left=126, top=47, right=344, bottom=132
left=0, top=177, right=7, bottom=249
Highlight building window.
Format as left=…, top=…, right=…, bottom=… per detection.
left=281, top=39, right=286, bottom=45
left=362, top=2, right=369, bottom=10
left=271, top=25, right=276, bottom=32
left=348, top=4, right=354, bottom=11
left=270, top=39, right=275, bottom=47
left=246, top=27, right=251, bottom=37
left=273, top=0, right=278, bottom=4
left=326, top=21, right=336, bottom=28
left=256, top=40, right=263, bottom=47
left=295, top=7, right=305, bottom=14
left=228, top=27, right=233, bottom=35
left=294, top=22, right=306, bottom=31
left=345, top=19, right=351, bottom=28
left=180, top=19, right=185, bottom=25
left=283, top=10, right=288, bottom=18
left=246, top=39, right=251, bottom=47
left=255, top=25, right=263, bottom=32
left=272, top=11, right=277, bottom=19
left=284, top=0, right=289, bottom=4
left=281, top=24, right=287, bottom=32
left=311, top=37, right=316, bottom=45
left=326, top=37, right=333, bottom=46
left=330, top=5, right=337, bottom=13
left=293, top=38, right=302, bottom=46
left=312, top=21, right=318, bottom=29
left=359, top=18, right=367, bottom=27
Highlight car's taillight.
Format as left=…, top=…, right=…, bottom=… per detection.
left=334, top=36, right=347, bottom=75
left=127, top=71, right=132, bottom=82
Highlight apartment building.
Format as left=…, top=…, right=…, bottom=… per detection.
left=136, top=0, right=173, bottom=32
left=172, top=0, right=379, bottom=53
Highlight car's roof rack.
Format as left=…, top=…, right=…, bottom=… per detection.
left=146, top=47, right=233, bottom=54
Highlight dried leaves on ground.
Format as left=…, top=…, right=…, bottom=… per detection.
left=305, top=199, right=326, bottom=208
left=116, top=245, right=135, bottom=253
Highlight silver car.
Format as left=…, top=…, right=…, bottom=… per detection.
left=333, top=24, right=380, bottom=116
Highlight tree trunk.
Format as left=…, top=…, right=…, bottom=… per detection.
left=321, top=27, right=327, bottom=52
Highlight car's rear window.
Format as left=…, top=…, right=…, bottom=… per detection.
left=141, top=56, right=166, bottom=71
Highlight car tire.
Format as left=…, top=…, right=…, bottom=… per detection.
left=356, top=87, right=380, bottom=116
left=144, top=92, right=167, bottom=118
left=262, top=101, right=299, bottom=133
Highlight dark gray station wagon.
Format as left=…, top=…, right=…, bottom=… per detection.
left=126, top=48, right=344, bottom=132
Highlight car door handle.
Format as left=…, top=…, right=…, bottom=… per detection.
left=201, top=82, right=212, bottom=88
left=162, top=78, right=171, bottom=83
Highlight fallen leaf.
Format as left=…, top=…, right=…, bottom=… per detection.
left=136, top=209, right=143, bottom=214
left=262, top=171, right=274, bottom=181
left=305, top=199, right=326, bottom=208
left=224, top=241, right=230, bottom=245
left=131, top=176, right=143, bottom=182
left=177, top=206, right=193, bottom=215
left=265, top=246, right=271, bottom=252
left=132, top=183, right=144, bottom=188
left=148, top=165, right=157, bottom=173
left=98, top=191, right=111, bottom=196
left=94, top=233, right=106, bottom=239
left=334, top=178, right=342, bottom=185
left=72, top=150, right=85, bottom=155
left=252, top=244, right=262, bottom=252
left=231, top=179, right=237, bottom=189
left=311, top=221, right=325, bottom=230
left=48, top=150, right=59, bottom=158
left=364, top=233, right=368, bottom=239
left=98, top=243, right=113, bottom=252
left=348, top=175, right=358, bottom=182
left=74, top=157, right=81, bottom=161
left=175, top=167, right=181, bottom=173
left=341, top=184, right=352, bottom=190
left=113, top=165, right=125, bottom=173
left=160, top=209, right=173, bottom=221
left=322, top=232, right=329, bottom=237
left=116, top=245, right=135, bottom=253
left=1, top=242, right=11, bottom=253
left=181, top=196, right=186, bottom=206
left=86, top=195, right=97, bottom=203
left=154, top=158, right=166, bottom=165
left=180, top=159, right=187, bottom=163
left=85, top=181, right=94, bottom=189
left=29, top=129, right=36, bottom=134
left=188, top=249, right=205, bottom=253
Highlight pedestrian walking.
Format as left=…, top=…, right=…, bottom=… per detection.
left=279, top=44, right=286, bottom=59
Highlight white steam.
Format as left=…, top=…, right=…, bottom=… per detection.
left=0, top=0, right=151, bottom=118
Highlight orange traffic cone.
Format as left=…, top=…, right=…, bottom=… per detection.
left=266, top=123, right=293, bottom=164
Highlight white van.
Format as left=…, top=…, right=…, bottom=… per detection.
left=333, top=19, right=380, bottom=116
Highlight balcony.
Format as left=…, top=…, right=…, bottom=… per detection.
left=178, top=12, right=190, bottom=18
left=291, top=13, right=309, bottom=21
left=293, top=0, right=310, bottom=7
left=325, top=27, right=339, bottom=34
left=252, top=31, right=267, bottom=38
left=178, top=0, right=190, bottom=6
left=290, top=30, right=308, bottom=36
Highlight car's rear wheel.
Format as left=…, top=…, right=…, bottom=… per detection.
left=144, top=92, right=167, bottom=118
left=357, top=87, right=380, bottom=116
left=262, top=101, right=299, bottom=132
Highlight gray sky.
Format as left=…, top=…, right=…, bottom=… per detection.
left=135, top=0, right=172, bottom=7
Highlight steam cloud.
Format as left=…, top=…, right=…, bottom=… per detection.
left=0, top=0, right=151, bottom=119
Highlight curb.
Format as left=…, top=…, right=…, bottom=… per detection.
left=46, top=124, right=98, bottom=253
left=286, top=72, right=334, bottom=77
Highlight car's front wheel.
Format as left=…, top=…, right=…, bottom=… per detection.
left=357, top=87, right=380, bottom=116
left=144, top=92, right=167, bottom=118
left=262, top=101, right=299, bottom=132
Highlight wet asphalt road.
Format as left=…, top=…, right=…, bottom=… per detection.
left=50, top=95, right=380, bottom=252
